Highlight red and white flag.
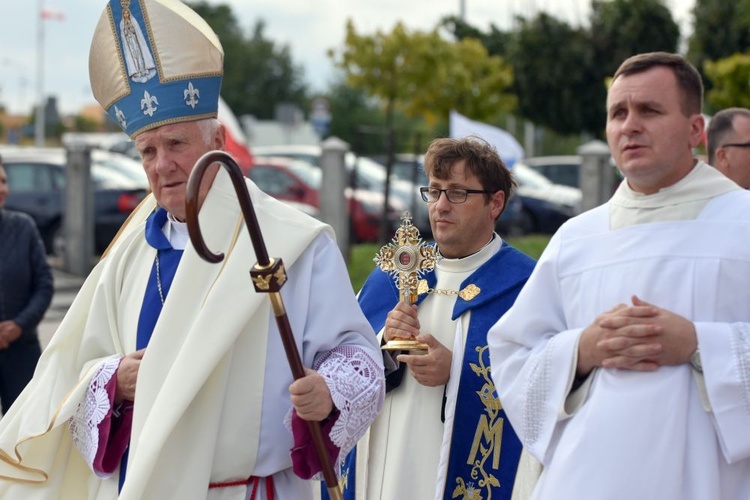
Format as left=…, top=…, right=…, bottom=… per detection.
left=218, top=97, right=254, bottom=175
left=40, top=8, right=65, bottom=21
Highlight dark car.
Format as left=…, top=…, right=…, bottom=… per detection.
left=248, top=157, right=404, bottom=243
left=369, top=152, right=526, bottom=238
left=510, top=163, right=582, bottom=234
left=1, top=147, right=149, bottom=255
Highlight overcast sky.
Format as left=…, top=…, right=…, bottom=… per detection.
left=0, top=0, right=695, bottom=116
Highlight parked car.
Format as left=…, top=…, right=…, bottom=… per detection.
left=510, top=163, right=582, bottom=234
left=523, top=155, right=582, bottom=188
left=368, top=153, right=429, bottom=185
left=1, top=147, right=149, bottom=255
left=247, top=157, right=405, bottom=243
left=368, top=152, right=527, bottom=237
left=524, top=155, right=622, bottom=193
left=252, top=145, right=430, bottom=236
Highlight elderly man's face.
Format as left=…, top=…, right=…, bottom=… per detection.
left=135, top=121, right=224, bottom=220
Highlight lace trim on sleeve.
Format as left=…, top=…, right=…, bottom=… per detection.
left=69, top=357, right=120, bottom=476
left=315, top=344, right=385, bottom=458
left=733, top=325, right=750, bottom=420
left=524, top=337, right=558, bottom=447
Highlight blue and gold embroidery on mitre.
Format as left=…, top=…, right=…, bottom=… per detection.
left=89, top=0, right=223, bottom=138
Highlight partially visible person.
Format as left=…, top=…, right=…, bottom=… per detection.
left=0, top=156, right=53, bottom=415
left=707, top=107, right=750, bottom=188
left=0, top=1, right=384, bottom=499
left=337, top=137, right=536, bottom=500
left=489, top=52, right=750, bottom=499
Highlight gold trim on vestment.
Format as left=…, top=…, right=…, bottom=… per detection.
left=417, top=280, right=481, bottom=301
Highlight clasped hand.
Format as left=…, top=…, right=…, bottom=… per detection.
left=577, top=295, right=697, bottom=376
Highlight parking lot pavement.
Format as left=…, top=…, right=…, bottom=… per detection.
left=39, top=263, right=86, bottom=349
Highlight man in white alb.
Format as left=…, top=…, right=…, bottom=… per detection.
left=489, top=52, right=750, bottom=499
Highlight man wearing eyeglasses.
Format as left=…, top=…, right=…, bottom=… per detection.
left=707, top=107, right=750, bottom=188
left=337, top=137, right=536, bottom=500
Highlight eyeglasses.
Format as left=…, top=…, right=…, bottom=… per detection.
left=419, top=187, right=492, bottom=204
left=721, top=142, right=750, bottom=149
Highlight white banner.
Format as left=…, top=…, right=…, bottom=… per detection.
left=449, top=110, right=525, bottom=166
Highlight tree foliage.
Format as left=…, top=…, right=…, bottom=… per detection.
left=187, top=2, right=308, bottom=120
left=589, top=0, right=679, bottom=75
left=586, top=0, right=679, bottom=133
left=506, top=13, right=593, bottom=135
left=330, top=20, right=515, bottom=127
left=325, top=77, right=386, bottom=154
left=704, top=54, right=750, bottom=109
left=687, top=0, right=750, bottom=88
left=443, top=0, right=679, bottom=137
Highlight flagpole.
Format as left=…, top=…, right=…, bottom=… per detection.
left=35, top=0, right=46, bottom=147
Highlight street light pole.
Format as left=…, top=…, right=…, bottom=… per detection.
left=0, top=58, right=28, bottom=114
left=35, top=0, right=46, bottom=147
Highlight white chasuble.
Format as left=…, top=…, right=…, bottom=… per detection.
left=0, top=169, right=383, bottom=500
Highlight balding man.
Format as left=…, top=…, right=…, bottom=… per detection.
left=707, top=107, right=750, bottom=188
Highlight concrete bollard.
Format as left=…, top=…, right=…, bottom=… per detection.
left=320, top=137, right=350, bottom=261
left=577, top=140, right=612, bottom=213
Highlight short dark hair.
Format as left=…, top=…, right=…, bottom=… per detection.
left=612, top=52, right=703, bottom=116
left=423, top=136, right=516, bottom=220
left=706, top=107, right=750, bottom=164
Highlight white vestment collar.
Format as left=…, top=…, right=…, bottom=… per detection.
left=610, top=161, right=739, bottom=229
left=163, top=211, right=189, bottom=250
left=437, top=233, right=502, bottom=275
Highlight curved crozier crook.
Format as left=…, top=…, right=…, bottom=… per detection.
left=185, top=150, right=270, bottom=266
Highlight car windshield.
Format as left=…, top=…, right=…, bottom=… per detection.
left=512, top=164, right=553, bottom=189
left=93, top=151, right=149, bottom=188
left=90, top=165, right=144, bottom=189
left=284, top=160, right=322, bottom=188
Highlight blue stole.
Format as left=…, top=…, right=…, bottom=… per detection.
left=331, top=242, right=535, bottom=500
left=119, top=208, right=184, bottom=490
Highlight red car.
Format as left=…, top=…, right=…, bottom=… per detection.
left=247, top=157, right=403, bottom=243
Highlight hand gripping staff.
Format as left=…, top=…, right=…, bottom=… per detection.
left=185, top=151, right=343, bottom=500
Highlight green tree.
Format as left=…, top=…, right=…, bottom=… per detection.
left=704, top=53, right=750, bottom=109
left=441, top=15, right=512, bottom=60
left=331, top=20, right=514, bottom=130
left=687, top=0, right=750, bottom=90
left=326, top=77, right=386, bottom=155
left=507, top=13, right=594, bottom=135
left=586, top=0, right=679, bottom=133
left=589, top=0, right=679, bottom=75
left=187, top=2, right=308, bottom=119
left=445, top=0, right=679, bottom=137
left=406, top=36, right=516, bottom=123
